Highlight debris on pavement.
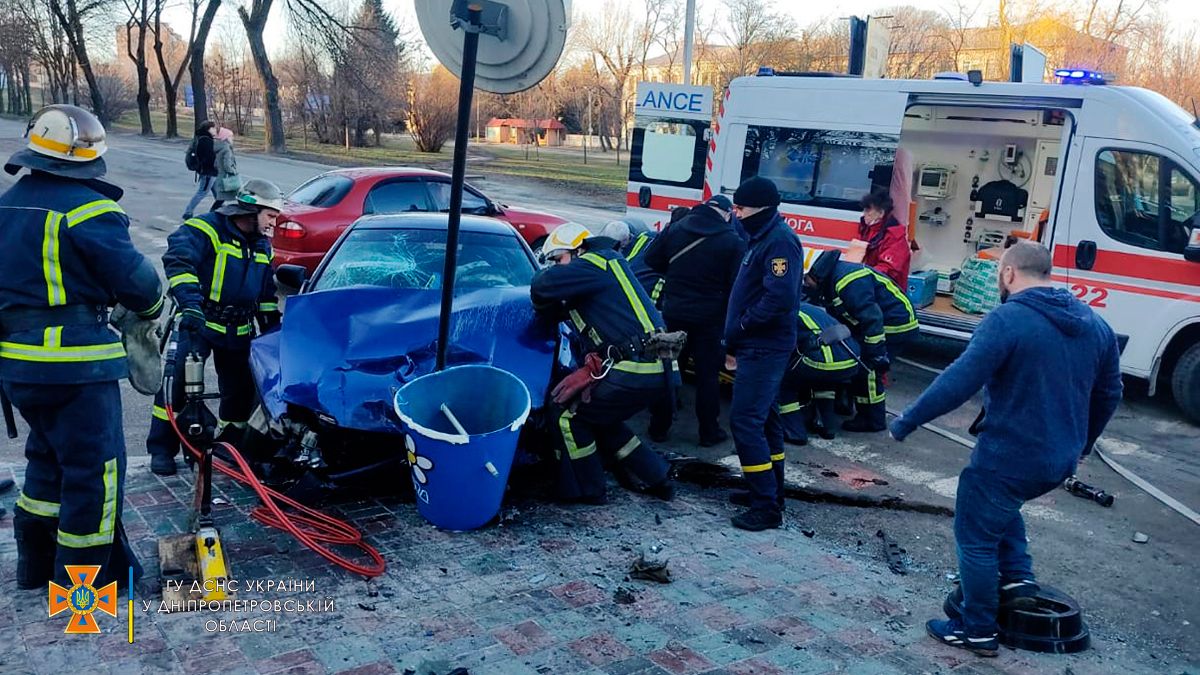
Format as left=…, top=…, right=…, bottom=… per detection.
left=527, top=573, right=548, bottom=584
left=801, top=529, right=816, bottom=538
left=821, top=469, right=840, bottom=478
left=1132, top=532, right=1150, bottom=544
left=877, top=529, right=908, bottom=575
left=630, top=553, right=672, bottom=583
left=613, top=586, right=638, bottom=604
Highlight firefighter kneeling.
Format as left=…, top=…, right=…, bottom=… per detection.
left=146, top=180, right=284, bottom=475
left=531, top=223, right=679, bottom=504
left=777, top=302, right=862, bottom=445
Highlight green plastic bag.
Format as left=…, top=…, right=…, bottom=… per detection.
left=952, top=255, right=1001, bottom=314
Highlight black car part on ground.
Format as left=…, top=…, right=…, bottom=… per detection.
left=944, top=584, right=1091, bottom=654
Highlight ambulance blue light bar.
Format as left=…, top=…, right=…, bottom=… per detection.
left=1054, top=68, right=1106, bottom=85
left=757, top=67, right=776, bottom=76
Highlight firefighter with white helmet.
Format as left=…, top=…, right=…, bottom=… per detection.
left=0, top=104, right=165, bottom=589
left=531, top=222, right=676, bottom=504
left=145, top=178, right=284, bottom=476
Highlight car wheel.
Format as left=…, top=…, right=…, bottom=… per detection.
left=1170, top=341, right=1200, bottom=425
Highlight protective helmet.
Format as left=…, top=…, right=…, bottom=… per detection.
left=236, top=179, right=285, bottom=212
left=542, top=222, right=593, bottom=260
left=597, top=219, right=633, bottom=245
left=4, top=105, right=108, bottom=179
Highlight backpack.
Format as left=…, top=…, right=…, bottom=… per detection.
left=184, top=136, right=200, bottom=172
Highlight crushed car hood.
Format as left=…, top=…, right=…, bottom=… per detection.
left=250, top=286, right=556, bottom=434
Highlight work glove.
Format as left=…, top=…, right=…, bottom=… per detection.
left=177, top=308, right=205, bottom=334
left=866, top=354, right=890, bottom=374
left=550, top=352, right=606, bottom=406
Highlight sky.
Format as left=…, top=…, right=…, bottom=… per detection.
left=168, top=0, right=1200, bottom=61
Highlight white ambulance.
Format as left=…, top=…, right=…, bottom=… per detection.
left=626, top=73, right=1200, bottom=422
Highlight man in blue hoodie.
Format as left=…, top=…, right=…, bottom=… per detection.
left=724, top=177, right=803, bottom=531
left=890, top=242, right=1123, bottom=657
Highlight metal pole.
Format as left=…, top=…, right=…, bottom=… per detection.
left=683, top=0, right=696, bottom=85
left=435, top=4, right=482, bottom=372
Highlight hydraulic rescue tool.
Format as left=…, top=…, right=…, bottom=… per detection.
left=157, top=324, right=234, bottom=609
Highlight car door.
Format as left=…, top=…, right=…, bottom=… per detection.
left=1065, top=137, right=1200, bottom=372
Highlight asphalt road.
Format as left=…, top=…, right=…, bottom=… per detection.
left=0, top=119, right=1196, bottom=665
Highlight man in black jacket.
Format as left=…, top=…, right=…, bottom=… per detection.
left=182, top=120, right=219, bottom=219
left=643, top=195, right=746, bottom=446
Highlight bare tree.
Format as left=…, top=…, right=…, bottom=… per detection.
left=717, top=0, right=798, bottom=87
left=188, top=0, right=222, bottom=129
left=48, top=0, right=118, bottom=123
left=878, top=6, right=955, bottom=79
left=88, top=63, right=138, bottom=124
left=17, top=0, right=76, bottom=105
left=152, top=0, right=210, bottom=138
left=0, top=3, right=33, bottom=115
left=408, top=66, right=457, bottom=153
left=239, top=0, right=365, bottom=153
left=123, top=0, right=153, bottom=134
left=576, top=4, right=641, bottom=152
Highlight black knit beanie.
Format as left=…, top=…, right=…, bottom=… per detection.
left=733, top=176, right=781, bottom=208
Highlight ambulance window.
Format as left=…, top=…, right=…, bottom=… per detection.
left=1095, top=150, right=1199, bottom=254
left=630, top=117, right=706, bottom=188
left=742, top=126, right=898, bottom=211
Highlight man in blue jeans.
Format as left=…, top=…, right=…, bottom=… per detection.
left=890, top=242, right=1123, bottom=656
left=723, top=177, right=803, bottom=531
left=182, top=121, right=218, bottom=219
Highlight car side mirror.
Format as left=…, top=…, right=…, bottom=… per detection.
left=275, top=264, right=307, bottom=294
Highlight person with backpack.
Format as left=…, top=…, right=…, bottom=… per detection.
left=182, top=121, right=219, bottom=219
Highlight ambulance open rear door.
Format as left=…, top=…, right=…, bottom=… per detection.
left=626, top=82, right=713, bottom=230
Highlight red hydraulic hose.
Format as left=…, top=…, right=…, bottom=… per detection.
left=164, top=403, right=386, bottom=577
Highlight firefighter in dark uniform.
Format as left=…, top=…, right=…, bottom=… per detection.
left=0, top=105, right=164, bottom=589
left=777, top=302, right=861, bottom=444
left=805, top=250, right=918, bottom=432
left=599, top=220, right=666, bottom=308
left=146, top=179, right=284, bottom=475
left=531, top=223, right=675, bottom=504
left=724, top=177, right=803, bottom=531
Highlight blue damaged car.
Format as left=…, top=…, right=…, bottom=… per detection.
left=247, top=213, right=565, bottom=488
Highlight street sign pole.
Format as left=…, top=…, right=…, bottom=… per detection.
left=435, top=4, right=483, bottom=372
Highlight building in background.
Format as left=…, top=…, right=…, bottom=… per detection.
left=486, top=118, right=567, bottom=146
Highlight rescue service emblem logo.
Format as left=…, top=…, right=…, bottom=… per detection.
left=771, top=258, right=788, bottom=277
left=48, top=564, right=118, bottom=634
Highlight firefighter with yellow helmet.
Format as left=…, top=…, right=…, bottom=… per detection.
left=0, top=105, right=164, bottom=589
left=531, top=223, right=677, bottom=504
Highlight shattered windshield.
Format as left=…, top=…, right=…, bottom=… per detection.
left=312, top=228, right=535, bottom=292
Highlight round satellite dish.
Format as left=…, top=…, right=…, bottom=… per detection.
left=415, top=0, right=571, bottom=95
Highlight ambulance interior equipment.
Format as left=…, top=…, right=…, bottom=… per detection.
left=899, top=104, right=1067, bottom=322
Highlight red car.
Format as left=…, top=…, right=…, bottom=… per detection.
left=271, top=167, right=569, bottom=271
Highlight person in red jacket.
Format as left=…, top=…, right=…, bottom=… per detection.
left=857, top=189, right=911, bottom=291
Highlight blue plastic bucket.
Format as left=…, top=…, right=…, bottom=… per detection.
left=392, top=364, right=531, bottom=531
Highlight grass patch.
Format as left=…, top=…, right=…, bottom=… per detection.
left=112, top=109, right=626, bottom=199
left=480, top=144, right=628, bottom=196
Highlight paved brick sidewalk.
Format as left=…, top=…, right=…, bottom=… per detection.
left=0, top=460, right=1187, bottom=675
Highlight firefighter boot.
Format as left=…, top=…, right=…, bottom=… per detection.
left=15, top=510, right=56, bottom=590
left=151, top=452, right=178, bottom=476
